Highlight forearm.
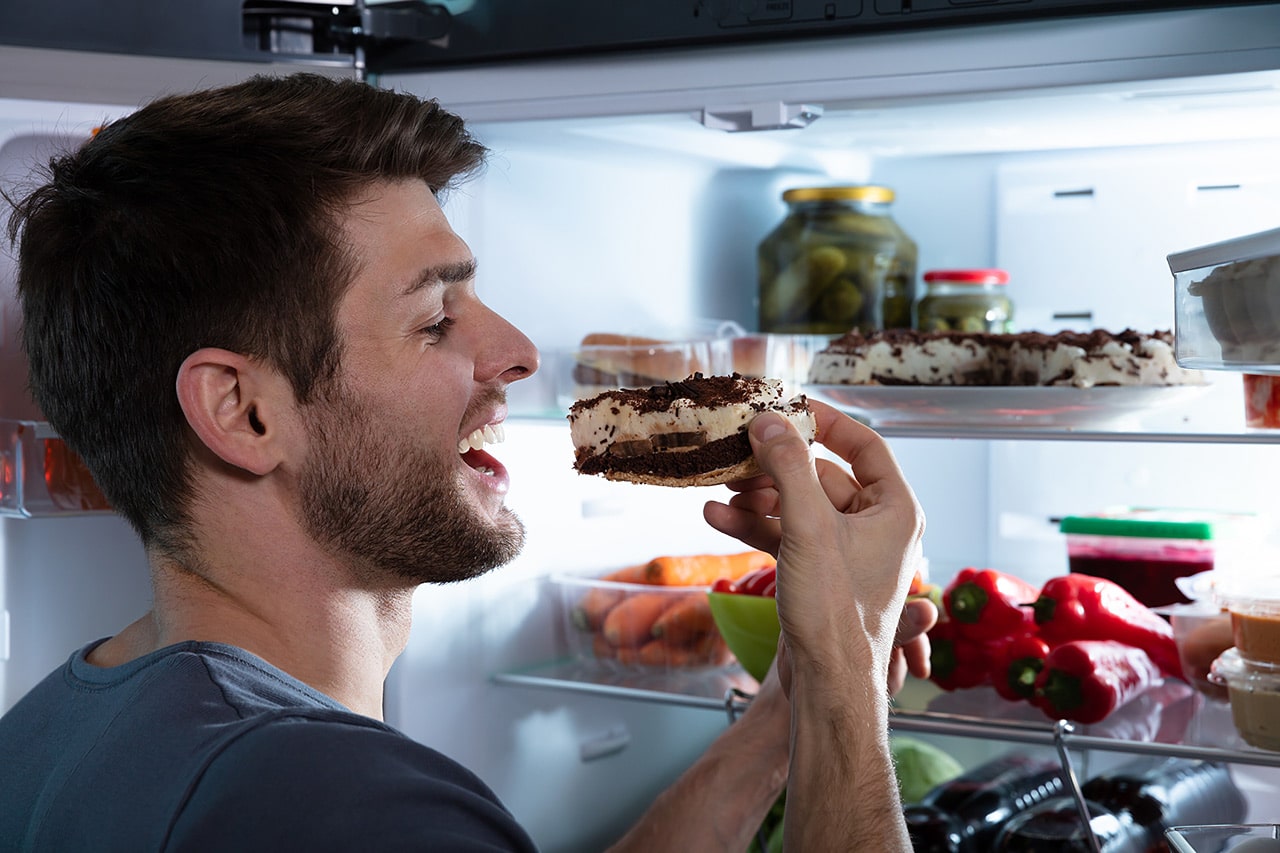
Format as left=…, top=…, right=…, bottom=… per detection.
left=785, top=665, right=910, bottom=851
left=607, top=700, right=788, bottom=853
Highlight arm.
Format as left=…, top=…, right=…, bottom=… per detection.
left=606, top=662, right=789, bottom=853
left=704, top=399, right=926, bottom=852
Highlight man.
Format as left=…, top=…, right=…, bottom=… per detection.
left=0, top=73, right=933, bottom=851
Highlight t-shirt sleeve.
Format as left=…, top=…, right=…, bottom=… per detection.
left=163, top=715, right=539, bottom=853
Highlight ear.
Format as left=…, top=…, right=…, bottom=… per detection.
left=176, top=348, right=290, bottom=476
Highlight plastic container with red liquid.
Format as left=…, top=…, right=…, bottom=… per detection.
left=1059, top=507, right=1262, bottom=609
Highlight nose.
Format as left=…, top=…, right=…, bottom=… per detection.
left=475, top=303, right=540, bottom=386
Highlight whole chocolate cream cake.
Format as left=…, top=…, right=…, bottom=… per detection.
left=807, top=328, right=1204, bottom=388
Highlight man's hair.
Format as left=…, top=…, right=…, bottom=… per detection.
left=6, top=73, right=486, bottom=552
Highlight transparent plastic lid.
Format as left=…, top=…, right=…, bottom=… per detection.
left=1058, top=507, right=1259, bottom=540
left=1168, top=226, right=1280, bottom=274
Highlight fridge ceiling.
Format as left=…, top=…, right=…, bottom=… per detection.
left=0, top=0, right=1276, bottom=72
left=445, top=68, right=1280, bottom=165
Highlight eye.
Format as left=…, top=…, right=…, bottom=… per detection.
left=419, top=316, right=456, bottom=342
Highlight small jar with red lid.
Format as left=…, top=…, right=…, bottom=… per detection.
left=915, top=269, right=1014, bottom=333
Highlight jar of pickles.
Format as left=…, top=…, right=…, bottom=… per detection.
left=757, top=185, right=917, bottom=334
left=915, top=269, right=1014, bottom=333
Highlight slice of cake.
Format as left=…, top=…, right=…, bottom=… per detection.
left=569, top=373, right=816, bottom=487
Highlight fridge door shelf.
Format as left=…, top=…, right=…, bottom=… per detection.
left=494, top=662, right=1280, bottom=771
left=0, top=419, right=112, bottom=518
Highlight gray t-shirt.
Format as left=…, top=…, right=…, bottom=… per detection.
left=0, top=640, right=538, bottom=852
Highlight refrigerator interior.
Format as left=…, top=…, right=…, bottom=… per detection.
left=2, top=8, right=1280, bottom=849
left=380, top=22, right=1280, bottom=850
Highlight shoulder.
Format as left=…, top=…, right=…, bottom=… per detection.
left=165, top=713, right=538, bottom=852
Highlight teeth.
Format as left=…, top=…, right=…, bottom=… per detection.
left=458, top=422, right=506, bottom=455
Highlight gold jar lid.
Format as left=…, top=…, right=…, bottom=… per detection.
left=781, top=185, right=895, bottom=204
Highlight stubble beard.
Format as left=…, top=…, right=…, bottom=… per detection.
left=297, top=385, right=525, bottom=586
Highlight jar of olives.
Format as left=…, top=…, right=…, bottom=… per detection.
left=916, top=269, right=1014, bottom=333
left=757, top=185, right=917, bottom=334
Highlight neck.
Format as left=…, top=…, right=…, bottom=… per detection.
left=91, top=547, right=415, bottom=721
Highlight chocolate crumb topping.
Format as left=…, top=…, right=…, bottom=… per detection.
left=569, top=372, right=775, bottom=416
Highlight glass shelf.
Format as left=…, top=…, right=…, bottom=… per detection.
left=875, top=425, right=1280, bottom=444
left=510, top=408, right=1280, bottom=445
left=0, top=419, right=112, bottom=518
left=494, top=660, right=1280, bottom=770
left=493, top=658, right=757, bottom=713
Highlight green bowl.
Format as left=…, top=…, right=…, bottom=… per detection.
left=707, top=591, right=781, bottom=682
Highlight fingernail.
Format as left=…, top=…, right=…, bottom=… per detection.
left=751, top=412, right=787, bottom=442
left=907, top=602, right=932, bottom=629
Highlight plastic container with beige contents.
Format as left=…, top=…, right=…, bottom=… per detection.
left=1211, top=572, right=1280, bottom=752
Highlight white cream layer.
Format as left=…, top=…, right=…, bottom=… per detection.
left=570, top=380, right=815, bottom=459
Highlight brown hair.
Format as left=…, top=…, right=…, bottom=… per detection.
left=6, top=73, right=486, bottom=552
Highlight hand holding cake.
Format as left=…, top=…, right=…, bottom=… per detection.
left=704, top=397, right=928, bottom=851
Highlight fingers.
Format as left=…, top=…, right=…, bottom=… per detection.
left=885, top=600, right=937, bottom=694
left=894, top=598, right=938, bottom=648
left=808, top=399, right=911, bottom=500
left=701, top=499, right=782, bottom=556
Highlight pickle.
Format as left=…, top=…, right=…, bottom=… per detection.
left=759, top=244, right=845, bottom=328
left=819, top=277, right=865, bottom=326
left=915, top=292, right=1013, bottom=333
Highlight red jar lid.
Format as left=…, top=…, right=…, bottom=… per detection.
left=923, top=269, right=1009, bottom=285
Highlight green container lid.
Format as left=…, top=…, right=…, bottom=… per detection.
left=1059, top=507, right=1257, bottom=541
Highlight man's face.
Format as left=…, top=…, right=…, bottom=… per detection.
left=296, top=179, right=539, bottom=586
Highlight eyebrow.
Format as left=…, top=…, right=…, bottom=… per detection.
left=400, top=257, right=477, bottom=296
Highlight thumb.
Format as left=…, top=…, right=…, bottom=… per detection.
left=749, top=411, right=822, bottom=517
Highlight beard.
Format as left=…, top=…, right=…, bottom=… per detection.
left=296, top=384, right=525, bottom=586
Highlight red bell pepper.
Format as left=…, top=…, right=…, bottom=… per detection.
left=710, top=567, right=777, bottom=597
left=990, top=632, right=1053, bottom=703
left=1031, top=640, right=1161, bottom=724
left=928, top=620, right=1000, bottom=691
left=943, top=568, right=1040, bottom=642
left=1032, top=573, right=1182, bottom=679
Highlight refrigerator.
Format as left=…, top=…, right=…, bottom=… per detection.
left=5, top=2, right=1280, bottom=849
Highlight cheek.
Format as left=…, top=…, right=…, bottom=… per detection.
left=382, top=369, right=470, bottom=442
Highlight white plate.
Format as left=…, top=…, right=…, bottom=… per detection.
left=804, top=384, right=1212, bottom=428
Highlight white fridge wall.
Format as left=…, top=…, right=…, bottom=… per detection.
left=1, top=514, right=149, bottom=711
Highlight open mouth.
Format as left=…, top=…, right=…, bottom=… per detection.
left=458, top=422, right=506, bottom=477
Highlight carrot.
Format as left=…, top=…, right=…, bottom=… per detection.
left=602, top=593, right=676, bottom=647
left=591, top=634, right=617, bottom=660
left=615, top=644, right=645, bottom=667
left=639, top=634, right=726, bottom=668
left=637, top=638, right=677, bottom=667
left=603, top=564, right=653, bottom=583
left=643, top=551, right=775, bottom=587
left=650, top=594, right=718, bottom=646
left=572, top=563, right=650, bottom=631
